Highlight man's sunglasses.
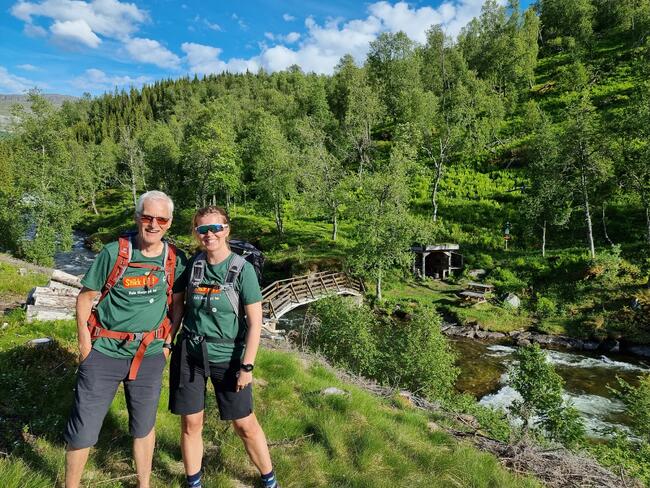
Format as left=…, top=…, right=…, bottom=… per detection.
left=195, top=223, right=229, bottom=235
left=139, top=214, right=171, bottom=225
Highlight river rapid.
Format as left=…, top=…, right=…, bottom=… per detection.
left=278, top=309, right=649, bottom=439
left=55, top=234, right=648, bottom=439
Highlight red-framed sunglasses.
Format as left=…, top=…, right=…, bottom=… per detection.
left=139, top=214, right=171, bottom=225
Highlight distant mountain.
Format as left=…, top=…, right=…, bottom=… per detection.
left=0, top=94, right=77, bottom=133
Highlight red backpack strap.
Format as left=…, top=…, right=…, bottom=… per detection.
left=98, top=235, right=132, bottom=303
left=164, top=242, right=177, bottom=308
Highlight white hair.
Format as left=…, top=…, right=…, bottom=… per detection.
left=136, top=191, right=174, bottom=216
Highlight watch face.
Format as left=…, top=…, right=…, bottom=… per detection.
left=241, top=364, right=254, bottom=372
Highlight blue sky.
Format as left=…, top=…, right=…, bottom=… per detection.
left=0, top=0, right=532, bottom=96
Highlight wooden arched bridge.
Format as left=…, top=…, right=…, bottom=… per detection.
left=261, top=271, right=364, bottom=328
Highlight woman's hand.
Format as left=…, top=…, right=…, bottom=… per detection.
left=236, top=370, right=253, bottom=391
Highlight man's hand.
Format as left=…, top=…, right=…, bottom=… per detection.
left=236, top=370, right=252, bottom=391
left=78, top=341, right=92, bottom=363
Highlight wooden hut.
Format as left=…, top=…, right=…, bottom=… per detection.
left=411, top=244, right=463, bottom=280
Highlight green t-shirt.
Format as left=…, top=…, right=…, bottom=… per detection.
left=183, top=252, right=263, bottom=364
left=81, top=240, right=187, bottom=359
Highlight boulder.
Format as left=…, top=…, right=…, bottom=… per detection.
left=502, top=293, right=521, bottom=308
left=626, top=345, right=650, bottom=357
left=322, top=387, right=348, bottom=396
left=468, top=269, right=487, bottom=279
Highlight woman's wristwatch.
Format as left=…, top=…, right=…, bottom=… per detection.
left=162, top=342, right=173, bottom=350
left=240, top=363, right=254, bottom=372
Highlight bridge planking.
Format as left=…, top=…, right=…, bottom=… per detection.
left=261, top=271, right=364, bottom=326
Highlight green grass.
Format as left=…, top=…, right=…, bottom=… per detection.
left=0, top=315, right=540, bottom=487
left=0, top=261, right=49, bottom=296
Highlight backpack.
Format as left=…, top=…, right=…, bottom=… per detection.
left=87, top=232, right=177, bottom=380
left=229, top=239, right=265, bottom=284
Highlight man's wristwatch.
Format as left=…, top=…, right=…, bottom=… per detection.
left=240, top=363, right=254, bottom=372
left=162, top=342, right=173, bottom=350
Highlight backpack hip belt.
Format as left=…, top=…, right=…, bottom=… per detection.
left=88, top=312, right=172, bottom=380
left=87, top=233, right=177, bottom=380
left=176, top=325, right=244, bottom=389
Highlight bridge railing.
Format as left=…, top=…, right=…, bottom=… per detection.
left=261, top=271, right=364, bottom=322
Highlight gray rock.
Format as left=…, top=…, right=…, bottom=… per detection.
left=503, top=293, right=521, bottom=308
left=517, top=338, right=531, bottom=347
left=468, top=269, right=487, bottom=279
left=582, top=341, right=600, bottom=351
left=626, top=345, right=650, bottom=357
left=322, top=387, right=348, bottom=396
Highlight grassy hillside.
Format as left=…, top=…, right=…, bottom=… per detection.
left=0, top=262, right=539, bottom=488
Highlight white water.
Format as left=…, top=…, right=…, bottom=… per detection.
left=479, top=345, right=643, bottom=438
left=53, top=231, right=96, bottom=276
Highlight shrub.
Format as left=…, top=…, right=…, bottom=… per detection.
left=309, top=296, right=379, bottom=377
left=489, top=267, right=528, bottom=294
left=534, top=296, right=557, bottom=319
left=508, top=344, right=585, bottom=447
left=609, top=374, right=650, bottom=442
left=378, top=305, right=459, bottom=401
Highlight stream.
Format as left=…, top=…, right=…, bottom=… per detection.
left=278, top=310, right=649, bottom=439
left=54, top=235, right=649, bottom=439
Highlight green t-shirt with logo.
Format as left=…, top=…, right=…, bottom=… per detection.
left=81, top=240, right=188, bottom=359
left=183, top=252, right=263, bottom=364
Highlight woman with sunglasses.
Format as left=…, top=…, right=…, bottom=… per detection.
left=169, top=206, right=279, bottom=488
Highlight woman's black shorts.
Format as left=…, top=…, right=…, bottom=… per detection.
left=168, top=343, right=253, bottom=420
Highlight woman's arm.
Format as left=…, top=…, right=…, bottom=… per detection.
left=237, top=301, right=263, bottom=391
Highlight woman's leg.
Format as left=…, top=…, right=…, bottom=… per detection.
left=232, top=413, right=273, bottom=474
left=181, top=411, right=205, bottom=476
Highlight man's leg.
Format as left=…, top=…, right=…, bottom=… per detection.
left=133, top=428, right=156, bottom=488
left=64, top=350, right=123, bottom=488
left=64, top=447, right=90, bottom=488
left=124, top=353, right=166, bottom=488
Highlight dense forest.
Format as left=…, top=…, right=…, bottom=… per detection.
left=2, top=0, right=650, bottom=483
left=1, top=0, right=649, bottom=334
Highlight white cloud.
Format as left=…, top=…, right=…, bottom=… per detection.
left=50, top=19, right=101, bottom=48
left=23, top=22, right=47, bottom=37
left=125, top=37, right=181, bottom=69
left=205, top=19, right=221, bottom=31
left=72, top=68, right=149, bottom=91
left=212, top=0, right=495, bottom=75
left=0, top=66, right=39, bottom=93
left=17, top=64, right=39, bottom=71
left=368, top=0, right=487, bottom=43
left=11, top=0, right=148, bottom=41
left=283, top=13, right=295, bottom=22
left=182, top=42, right=259, bottom=74
left=264, top=31, right=301, bottom=44
left=232, top=13, right=247, bottom=30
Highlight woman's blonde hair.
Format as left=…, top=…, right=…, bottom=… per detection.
left=192, top=206, right=231, bottom=249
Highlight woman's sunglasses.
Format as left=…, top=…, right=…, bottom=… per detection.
left=195, top=223, right=229, bottom=235
left=139, top=214, right=171, bottom=225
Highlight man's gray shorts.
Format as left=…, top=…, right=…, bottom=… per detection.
left=64, top=349, right=166, bottom=449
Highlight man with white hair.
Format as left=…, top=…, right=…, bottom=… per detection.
left=64, top=191, right=187, bottom=488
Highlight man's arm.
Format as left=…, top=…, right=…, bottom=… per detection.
left=76, top=287, right=99, bottom=362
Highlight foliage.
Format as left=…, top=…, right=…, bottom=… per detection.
left=378, top=304, right=459, bottom=400
left=0, top=313, right=540, bottom=488
left=308, top=296, right=379, bottom=377
left=508, top=344, right=586, bottom=447
left=609, top=374, right=650, bottom=442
